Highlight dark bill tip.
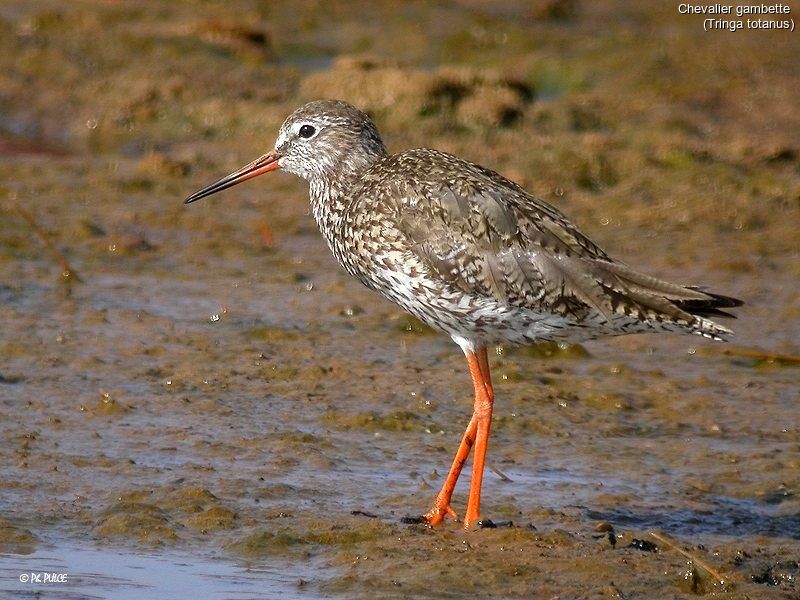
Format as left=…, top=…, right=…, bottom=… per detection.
left=184, top=150, right=280, bottom=204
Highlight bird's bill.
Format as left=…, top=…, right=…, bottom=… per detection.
left=184, top=149, right=281, bottom=204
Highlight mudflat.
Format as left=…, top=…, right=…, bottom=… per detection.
left=1, top=2, right=798, bottom=598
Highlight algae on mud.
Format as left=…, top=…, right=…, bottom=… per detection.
left=1, top=0, right=799, bottom=598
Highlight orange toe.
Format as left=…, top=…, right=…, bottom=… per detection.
left=424, top=503, right=459, bottom=526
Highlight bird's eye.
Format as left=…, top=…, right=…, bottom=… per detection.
left=298, top=124, right=316, bottom=139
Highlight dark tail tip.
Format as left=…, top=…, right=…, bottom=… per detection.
left=677, top=291, right=744, bottom=319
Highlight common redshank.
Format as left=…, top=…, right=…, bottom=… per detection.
left=185, top=99, right=742, bottom=529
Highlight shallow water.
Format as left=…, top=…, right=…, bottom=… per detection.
left=0, top=545, right=327, bottom=599
left=1, top=1, right=799, bottom=598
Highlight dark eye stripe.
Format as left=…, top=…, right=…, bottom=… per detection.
left=299, top=124, right=316, bottom=139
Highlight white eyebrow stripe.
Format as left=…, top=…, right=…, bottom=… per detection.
left=275, top=128, right=289, bottom=148
left=276, top=118, right=328, bottom=149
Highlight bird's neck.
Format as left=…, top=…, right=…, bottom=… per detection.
left=309, top=177, right=363, bottom=278
left=307, top=151, right=384, bottom=266
left=309, top=177, right=349, bottom=242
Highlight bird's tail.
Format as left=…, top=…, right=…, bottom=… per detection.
left=594, top=261, right=744, bottom=341
left=675, top=289, right=744, bottom=340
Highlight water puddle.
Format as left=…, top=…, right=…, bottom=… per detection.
left=0, top=544, right=328, bottom=600
left=587, top=496, right=800, bottom=540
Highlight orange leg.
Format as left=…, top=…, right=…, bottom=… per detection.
left=424, top=347, right=495, bottom=529
left=464, top=348, right=494, bottom=529
left=476, top=346, right=494, bottom=402
left=423, top=414, right=477, bottom=525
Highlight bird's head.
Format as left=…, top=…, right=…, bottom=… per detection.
left=185, top=99, right=387, bottom=204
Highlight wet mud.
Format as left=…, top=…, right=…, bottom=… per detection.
left=1, top=1, right=799, bottom=598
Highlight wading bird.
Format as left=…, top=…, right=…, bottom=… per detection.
left=185, top=100, right=742, bottom=529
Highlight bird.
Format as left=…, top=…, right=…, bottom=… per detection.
left=185, top=99, right=743, bottom=530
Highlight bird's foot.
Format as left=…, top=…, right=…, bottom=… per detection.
left=424, top=503, right=459, bottom=526
left=463, top=509, right=480, bottom=531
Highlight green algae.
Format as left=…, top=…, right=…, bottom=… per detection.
left=0, top=517, right=38, bottom=554
left=228, top=519, right=393, bottom=557
left=93, top=503, right=179, bottom=545
left=321, top=410, right=439, bottom=433
left=504, top=341, right=590, bottom=359
left=187, top=506, right=238, bottom=532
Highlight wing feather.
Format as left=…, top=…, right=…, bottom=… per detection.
left=361, top=149, right=741, bottom=330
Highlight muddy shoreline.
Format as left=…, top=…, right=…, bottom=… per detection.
left=1, top=1, right=798, bottom=598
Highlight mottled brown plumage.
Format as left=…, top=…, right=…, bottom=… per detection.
left=185, top=99, right=743, bottom=529
left=341, top=147, right=741, bottom=347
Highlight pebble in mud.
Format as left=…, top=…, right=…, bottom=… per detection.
left=627, top=538, right=658, bottom=553
left=593, top=521, right=617, bottom=548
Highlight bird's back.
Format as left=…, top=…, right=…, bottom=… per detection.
left=341, top=148, right=741, bottom=345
